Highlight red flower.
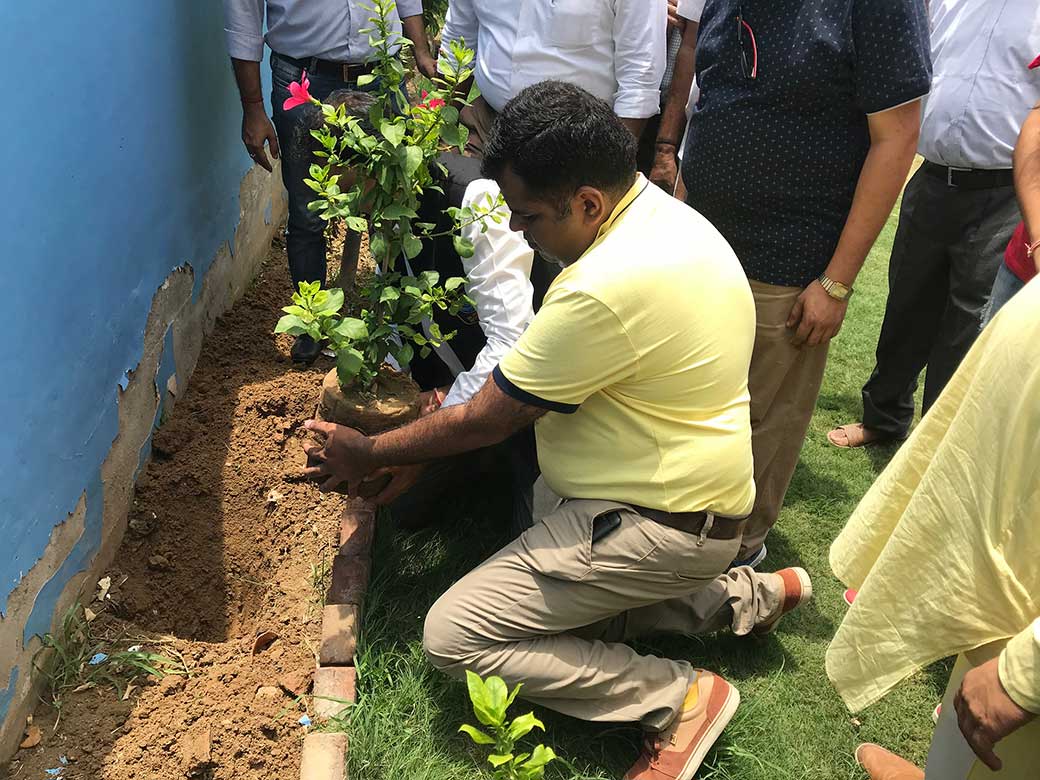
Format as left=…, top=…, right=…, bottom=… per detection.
left=1030, top=54, right=1040, bottom=70
left=428, top=98, right=446, bottom=110
left=282, top=70, right=313, bottom=111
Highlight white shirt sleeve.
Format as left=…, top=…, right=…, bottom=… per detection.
left=223, top=0, right=266, bottom=61
left=676, top=0, right=705, bottom=23
left=612, top=0, right=667, bottom=119
left=442, top=180, right=535, bottom=407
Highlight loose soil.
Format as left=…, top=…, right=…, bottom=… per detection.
left=5, top=229, right=362, bottom=780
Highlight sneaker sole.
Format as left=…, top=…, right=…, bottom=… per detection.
left=754, top=566, right=813, bottom=635
left=675, top=684, right=741, bottom=780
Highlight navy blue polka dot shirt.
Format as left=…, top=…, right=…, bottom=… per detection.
left=682, top=0, right=932, bottom=288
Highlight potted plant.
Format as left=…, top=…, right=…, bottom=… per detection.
left=274, top=0, right=501, bottom=491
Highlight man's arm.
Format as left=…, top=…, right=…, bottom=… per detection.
left=401, top=13, right=437, bottom=79
left=649, top=18, right=699, bottom=192
left=222, top=1, right=280, bottom=172
left=612, top=0, right=668, bottom=138
left=1014, top=103, right=1040, bottom=271
left=303, top=376, right=546, bottom=493
left=788, top=99, right=921, bottom=346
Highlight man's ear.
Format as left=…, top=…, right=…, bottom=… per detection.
left=575, top=185, right=608, bottom=224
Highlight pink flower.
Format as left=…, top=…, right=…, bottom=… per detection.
left=282, top=70, right=313, bottom=111
left=428, top=98, right=446, bottom=110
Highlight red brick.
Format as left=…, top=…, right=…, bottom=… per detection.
left=318, top=604, right=360, bottom=666
left=327, top=554, right=371, bottom=607
left=339, top=501, right=376, bottom=558
left=313, top=666, right=357, bottom=719
left=300, top=732, right=348, bottom=780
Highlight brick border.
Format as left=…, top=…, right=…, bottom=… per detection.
left=300, top=498, right=375, bottom=780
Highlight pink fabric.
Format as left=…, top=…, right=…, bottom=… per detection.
left=1005, top=221, right=1038, bottom=284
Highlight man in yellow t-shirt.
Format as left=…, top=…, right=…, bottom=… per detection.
left=302, top=81, right=812, bottom=780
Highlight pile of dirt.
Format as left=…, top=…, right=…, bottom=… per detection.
left=5, top=232, right=356, bottom=780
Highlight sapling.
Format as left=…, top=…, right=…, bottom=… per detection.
left=459, top=671, right=558, bottom=780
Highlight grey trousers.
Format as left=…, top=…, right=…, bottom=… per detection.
left=861, top=167, right=1020, bottom=438
left=423, top=499, right=784, bottom=730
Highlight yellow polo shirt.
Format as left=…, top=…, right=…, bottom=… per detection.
left=494, top=175, right=756, bottom=516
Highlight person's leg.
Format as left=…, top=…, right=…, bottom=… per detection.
left=270, top=54, right=348, bottom=288
left=860, top=170, right=954, bottom=439
left=423, top=500, right=747, bottom=728
left=923, top=188, right=1019, bottom=412
left=737, top=281, right=829, bottom=561
left=458, top=96, right=497, bottom=158
left=981, top=263, right=1027, bottom=330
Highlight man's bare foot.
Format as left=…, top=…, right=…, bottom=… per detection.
left=827, top=422, right=897, bottom=449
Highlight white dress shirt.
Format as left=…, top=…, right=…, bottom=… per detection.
left=222, top=0, right=423, bottom=63
left=919, top=0, right=1040, bottom=170
left=440, top=0, right=667, bottom=119
left=442, top=180, right=535, bottom=407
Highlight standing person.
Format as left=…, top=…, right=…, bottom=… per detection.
left=221, top=0, right=436, bottom=363
left=830, top=0, right=1040, bottom=449
left=983, top=73, right=1040, bottom=325
left=681, top=0, right=932, bottom=567
left=438, top=0, right=666, bottom=154
left=826, top=279, right=1040, bottom=780
left=301, top=82, right=812, bottom=780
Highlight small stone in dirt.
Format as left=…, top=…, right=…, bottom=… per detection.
left=255, top=686, right=282, bottom=699
left=277, top=668, right=313, bottom=697
left=148, top=554, right=172, bottom=571
left=159, top=675, right=185, bottom=696
left=181, top=727, right=213, bottom=777
left=251, top=629, right=280, bottom=655
left=19, top=724, right=42, bottom=749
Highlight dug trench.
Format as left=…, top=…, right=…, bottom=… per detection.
left=4, top=231, right=360, bottom=780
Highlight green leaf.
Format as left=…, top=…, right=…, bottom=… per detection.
left=484, top=676, right=509, bottom=726
left=488, top=754, right=514, bottom=768
left=381, top=203, right=418, bottom=220
left=332, top=317, right=368, bottom=341
left=357, top=73, right=375, bottom=86
left=401, top=145, right=423, bottom=177
left=453, top=235, right=475, bottom=258
left=316, top=288, right=345, bottom=314
left=380, top=119, right=406, bottom=147
left=402, top=232, right=423, bottom=260
left=345, top=216, right=369, bottom=233
left=440, top=105, right=460, bottom=125
left=458, top=724, right=495, bottom=745
left=379, top=286, right=401, bottom=304
left=281, top=304, right=309, bottom=317
left=418, top=270, right=440, bottom=289
left=505, top=682, right=523, bottom=709
left=274, top=314, right=308, bottom=335
left=444, top=277, right=466, bottom=293
left=465, top=671, right=497, bottom=727
left=439, top=122, right=462, bottom=148
left=335, top=348, right=364, bottom=387
left=394, top=342, right=414, bottom=367
left=506, top=712, right=544, bottom=742
left=521, top=745, right=557, bottom=770
left=370, top=232, right=390, bottom=263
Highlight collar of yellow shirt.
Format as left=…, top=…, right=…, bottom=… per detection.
left=578, top=174, right=650, bottom=262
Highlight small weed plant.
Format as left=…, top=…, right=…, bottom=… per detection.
left=459, top=671, right=558, bottom=780
left=275, top=0, right=505, bottom=391
left=33, top=604, right=184, bottom=719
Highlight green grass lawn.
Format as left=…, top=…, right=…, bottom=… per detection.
left=346, top=200, right=946, bottom=780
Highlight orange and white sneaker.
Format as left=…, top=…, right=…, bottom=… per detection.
left=753, top=567, right=813, bottom=635
left=624, top=671, right=740, bottom=780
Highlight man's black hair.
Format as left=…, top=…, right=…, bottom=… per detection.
left=481, top=80, right=637, bottom=214
left=292, top=89, right=378, bottom=163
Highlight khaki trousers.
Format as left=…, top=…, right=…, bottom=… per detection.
left=424, top=499, right=785, bottom=730
left=739, top=280, right=830, bottom=558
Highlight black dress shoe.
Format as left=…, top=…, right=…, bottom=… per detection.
left=291, top=334, right=323, bottom=365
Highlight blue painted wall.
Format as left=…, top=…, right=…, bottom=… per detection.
left=0, top=1, right=271, bottom=719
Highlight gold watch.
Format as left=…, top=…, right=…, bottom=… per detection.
left=818, top=274, right=853, bottom=301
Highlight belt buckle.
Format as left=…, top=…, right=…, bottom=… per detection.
left=947, top=166, right=971, bottom=187
left=342, top=63, right=351, bottom=82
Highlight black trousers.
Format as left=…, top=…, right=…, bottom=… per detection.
left=861, top=166, right=1020, bottom=438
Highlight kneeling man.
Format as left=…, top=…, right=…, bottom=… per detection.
left=303, top=81, right=810, bottom=780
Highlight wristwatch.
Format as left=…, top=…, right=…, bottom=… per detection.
left=817, top=273, right=854, bottom=301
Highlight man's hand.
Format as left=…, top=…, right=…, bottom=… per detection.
left=242, top=103, right=280, bottom=172
left=418, top=386, right=449, bottom=416
left=954, top=657, right=1035, bottom=771
left=786, top=281, right=849, bottom=347
left=416, top=52, right=438, bottom=79
left=367, top=463, right=428, bottom=505
left=302, top=420, right=376, bottom=493
left=649, top=148, right=679, bottom=193
left=667, top=0, right=686, bottom=30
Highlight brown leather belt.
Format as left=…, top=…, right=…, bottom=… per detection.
left=630, top=505, right=746, bottom=540
left=274, top=52, right=376, bottom=83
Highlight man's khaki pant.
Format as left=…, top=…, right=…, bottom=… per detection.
left=738, top=280, right=830, bottom=558
left=424, top=499, right=785, bottom=730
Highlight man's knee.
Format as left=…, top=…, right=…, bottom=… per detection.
left=422, top=593, right=470, bottom=674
